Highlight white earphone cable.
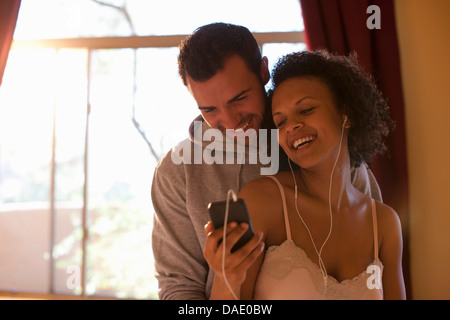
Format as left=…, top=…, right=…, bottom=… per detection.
left=288, top=117, right=346, bottom=296
left=222, top=189, right=239, bottom=300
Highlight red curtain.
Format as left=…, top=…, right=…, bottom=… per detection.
left=299, top=0, right=411, bottom=298
left=0, top=0, right=21, bottom=86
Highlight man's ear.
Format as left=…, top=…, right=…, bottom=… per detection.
left=260, top=56, right=270, bottom=85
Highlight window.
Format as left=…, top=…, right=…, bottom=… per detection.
left=0, top=0, right=305, bottom=299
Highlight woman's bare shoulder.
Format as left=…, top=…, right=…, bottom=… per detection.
left=238, top=175, right=285, bottom=230
left=374, top=200, right=402, bottom=234
left=373, top=200, right=406, bottom=299
left=373, top=200, right=403, bottom=256
left=239, top=175, right=280, bottom=198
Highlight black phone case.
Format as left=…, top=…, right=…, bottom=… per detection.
left=207, top=199, right=254, bottom=253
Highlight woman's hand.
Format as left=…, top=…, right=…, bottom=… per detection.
left=203, top=220, right=264, bottom=299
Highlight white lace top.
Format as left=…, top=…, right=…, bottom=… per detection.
left=253, top=176, right=384, bottom=300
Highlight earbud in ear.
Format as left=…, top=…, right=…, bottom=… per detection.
left=342, top=115, right=348, bottom=128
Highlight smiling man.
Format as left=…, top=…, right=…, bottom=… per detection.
left=186, top=54, right=267, bottom=134
left=151, top=23, right=383, bottom=300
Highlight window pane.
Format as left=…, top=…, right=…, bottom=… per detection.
left=128, top=0, right=304, bottom=35
left=14, top=0, right=303, bottom=39
left=135, top=47, right=199, bottom=153
left=262, top=42, right=307, bottom=89
left=86, top=49, right=154, bottom=298
left=14, top=0, right=134, bottom=39
left=84, top=47, right=197, bottom=298
left=0, top=49, right=55, bottom=293
left=5, top=0, right=306, bottom=300
left=52, top=49, right=88, bottom=295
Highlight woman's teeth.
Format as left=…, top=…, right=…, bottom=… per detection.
left=293, top=136, right=315, bottom=149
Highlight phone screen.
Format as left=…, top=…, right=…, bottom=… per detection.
left=207, top=199, right=254, bottom=252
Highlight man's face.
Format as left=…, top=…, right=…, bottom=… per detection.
left=186, top=55, right=269, bottom=133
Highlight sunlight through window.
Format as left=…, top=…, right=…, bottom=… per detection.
left=0, top=0, right=304, bottom=299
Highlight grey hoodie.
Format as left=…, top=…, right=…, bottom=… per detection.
left=151, top=116, right=382, bottom=300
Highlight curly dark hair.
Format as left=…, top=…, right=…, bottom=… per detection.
left=269, top=50, right=395, bottom=168
left=178, top=23, right=263, bottom=86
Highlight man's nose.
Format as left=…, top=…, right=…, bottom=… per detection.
left=220, top=109, right=241, bottom=130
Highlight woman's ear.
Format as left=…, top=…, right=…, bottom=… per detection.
left=260, top=56, right=270, bottom=85
left=343, top=115, right=352, bottom=128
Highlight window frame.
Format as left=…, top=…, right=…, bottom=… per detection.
left=12, top=32, right=304, bottom=50
left=5, top=30, right=304, bottom=299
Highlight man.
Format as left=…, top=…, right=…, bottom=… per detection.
left=151, top=23, right=382, bottom=300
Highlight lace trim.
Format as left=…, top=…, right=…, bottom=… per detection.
left=261, top=240, right=384, bottom=299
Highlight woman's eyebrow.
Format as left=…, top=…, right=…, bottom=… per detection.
left=272, top=111, right=283, bottom=117
left=295, top=96, right=314, bottom=105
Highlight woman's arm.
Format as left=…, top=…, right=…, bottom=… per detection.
left=378, top=203, right=407, bottom=299
left=238, top=178, right=283, bottom=299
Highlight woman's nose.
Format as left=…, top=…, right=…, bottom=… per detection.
left=286, top=121, right=304, bottom=133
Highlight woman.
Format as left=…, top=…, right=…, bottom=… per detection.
left=204, top=50, right=406, bottom=300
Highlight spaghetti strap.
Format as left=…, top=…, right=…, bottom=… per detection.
left=266, top=176, right=291, bottom=240
left=371, top=199, right=379, bottom=261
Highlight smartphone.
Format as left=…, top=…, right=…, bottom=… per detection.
left=207, top=198, right=254, bottom=253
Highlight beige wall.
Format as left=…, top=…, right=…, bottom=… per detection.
left=395, top=0, right=450, bottom=299
left=0, top=205, right=81, bottom=294
left=0, top=206, right=51, bottom=292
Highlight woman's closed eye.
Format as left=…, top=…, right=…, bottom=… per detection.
left=274, top=107, right=316, bottom=127
left=299, top=107, right=315, bottom=115
left=273, top=117, right=286, bottom=128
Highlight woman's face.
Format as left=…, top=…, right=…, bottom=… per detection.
left=271, top=76, right=347, bottom=169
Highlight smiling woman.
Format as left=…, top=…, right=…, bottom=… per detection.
left=0, top=0, right=304, bottom=299
left=226, top=50, right=405, bottom=300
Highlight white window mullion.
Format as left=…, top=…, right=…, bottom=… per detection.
left=80, top=48, right=93, bottom=298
